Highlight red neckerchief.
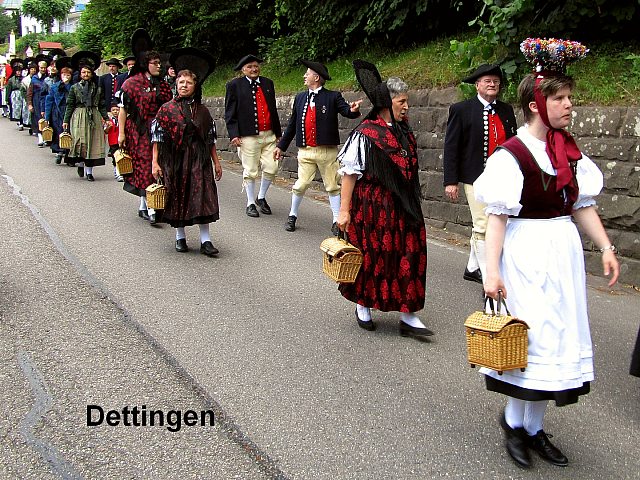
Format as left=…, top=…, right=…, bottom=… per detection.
left=534, top=72, right=581, bottom=191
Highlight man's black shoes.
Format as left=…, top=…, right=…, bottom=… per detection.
left=246, top=204, right=259, bottom=217
left=285, top=215, right=297, bottom=232
left=255, top=197, right=272, bottom=215
left=463, top=267, right=483, bottom=284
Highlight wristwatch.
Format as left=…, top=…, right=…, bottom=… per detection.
left=599, top=245, right=617, bottom=254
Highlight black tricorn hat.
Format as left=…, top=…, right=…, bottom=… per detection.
left=353, top=59, right=391, bottom=109
left=105, top=57, right=123, bottom=68
left=462, top=64, right=503, bottom=84
left=48, top=48, right=66, bottom=61
left=35, top=53, right=52, bottom=65
left=170, top=47, right=215, bottom=84
left=301, top=60, right=331, bottom=81
left=55, top=56, right=72, bottom=72
left=71, top=50, right=101, bottom=71
left=233, top=54, right=262, bottom=71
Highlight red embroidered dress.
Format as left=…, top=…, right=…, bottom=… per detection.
left=120, top=73, right=172, bottom=196
left=338, top=117, right=427, bottom=313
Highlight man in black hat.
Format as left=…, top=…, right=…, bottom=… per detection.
left=443, top=64, right=517, bottom=284
left=100, top=57, right=122, bottom=110
left=224, top=54, right=281, bottom=217
left=274, top=60, right=362, bottom=233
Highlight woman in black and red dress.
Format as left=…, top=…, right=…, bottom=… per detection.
left=118, top=29, right=172, bottom=225
left=336, top=60, right=431, bottom=338
left=151, top=48, right=222, bottom=257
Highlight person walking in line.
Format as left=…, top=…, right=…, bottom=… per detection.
left=474, top=39, right=619, bottom=469
left=443, top=64, right=517, bottom=284
left=118, top=29, right=172, bottom=225
left=63, top=51, right=108, bottom=182
left=337, top=60, right=431, bottom=339
left=224, top=54, right=281, bottom=218
left=274, top=60, right=361, bottom=234
left=44, top=56, right=72, bottom=165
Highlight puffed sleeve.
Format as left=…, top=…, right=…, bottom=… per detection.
left=150, top=118, right=165, bottom=144
left=337, top=131, right=368, bottom=179
left=473, top=149, right=525, bottom=216
left=573, top=154, right=603, bottom=210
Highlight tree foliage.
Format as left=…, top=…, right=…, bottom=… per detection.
left=21, top=0, right=75, bottom=34
left=0, top=12, right=19, bottom=43
left=16, top=32, right=77, bottom=55
left=77, top=0, right=274, bottom=63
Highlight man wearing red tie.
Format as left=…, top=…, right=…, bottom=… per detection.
left=443, top=64, right=517, bottom=284
left=274, top=60, right=362, bottom=233
left=224, top=55, right=282, bottom=218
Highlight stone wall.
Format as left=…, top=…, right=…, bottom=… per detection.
left=203, top=90, right=640, bottom=286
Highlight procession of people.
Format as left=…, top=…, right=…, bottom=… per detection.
left=1, top=32, right=637, bottom=472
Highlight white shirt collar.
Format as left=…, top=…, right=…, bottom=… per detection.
left=245, top=76, right=260, bottom=84
left=477, top=94, right=496, bottom=110
left=308, top=86, right=322, bottom=95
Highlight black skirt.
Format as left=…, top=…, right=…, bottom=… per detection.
left=631, top=326, right=640, bottom=377
left=485, top=375, right=590, bottom=407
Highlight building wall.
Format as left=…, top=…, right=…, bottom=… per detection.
left=203, top=89, right=640, bottom=286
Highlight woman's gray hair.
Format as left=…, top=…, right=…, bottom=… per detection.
left=386, top=77, right=408, bottom=98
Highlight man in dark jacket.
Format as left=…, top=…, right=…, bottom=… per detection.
left=275, top=60, right=361, bottom=232
left=100, top=57, right=122, bottom=110
left=443, top=64, right=517, bottom=283
left=224, top=55, right=281, bottom=218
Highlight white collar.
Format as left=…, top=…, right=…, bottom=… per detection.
left=245, top=76, right=260, bottom=84
left=477, top=94, right=496, bottom=109
left=308, top=86, right=322, bottom=95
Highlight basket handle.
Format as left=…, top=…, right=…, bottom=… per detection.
left=484, top=290, right=511, bottom=316
left=337, top=228, right=350, bottom=244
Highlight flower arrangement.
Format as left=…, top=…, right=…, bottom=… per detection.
left=520, top=38, right=589, bottom=72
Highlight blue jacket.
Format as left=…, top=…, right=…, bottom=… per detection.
left=277, top=87, right=360, bottom=150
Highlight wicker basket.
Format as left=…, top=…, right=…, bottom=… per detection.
left=59, top=132, right=73, bottom=150
left=146, top=180, right=167, bottom=210
left=320, top=235, right=363, bottom=283
left=464, top=296, right=529, bottom=375
left=114, top=149, right=133, bottom=175
left=42, top=125, right=53, bottom=142
left=38, top=118, right=48, bottom=132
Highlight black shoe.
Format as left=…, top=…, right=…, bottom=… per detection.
left=528, top=430, right=568, bottom=466
left=55, top=154, right=62, bottom=165
left=175, top=238, right=188, bottom=252
left=355, top=309, right=375, bottom=331
left=138, top=209, right=149, bottom=220
left=500, top=413, right=532, bottom=469
left=77, top=167, right=84, bottom=177
left=200, top=241, right=219, bottom=257
left=38, top=142, right=45, bottom=148
left=86, top=174, right=94, bottom=181
left=246, top=204, right=259, bottom=217
left=399, top=321, right=434, bottom=337
left=331, top=222, right=339, bottom=236
left=463, top=267, right=483, bottom=283
left=285, top=215, right=297, bottom=232
left=149, top=213, right=161, bottom=227
left=255, top=197, right=272, bottom=215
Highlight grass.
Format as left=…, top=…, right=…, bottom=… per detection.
left=202, top=36, right=640, bottom=106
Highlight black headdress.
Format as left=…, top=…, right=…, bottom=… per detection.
left=34, top=53, right=52, bottom=66
left=301, top=60, right=331, bottom=81
left=71, top=50, right=101, bottom=71
left=353, top=59, right=392, bottom=111
left=48, top=48, right=67, bottom=61
left=55, top=56, right=72, bottom=72
left=169, top=47, right=215, bottom=103
left=9, top=58, right=24, bottom=72
left=130, top=28, right=154, bottom=75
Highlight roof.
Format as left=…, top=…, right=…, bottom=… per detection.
left=39, top=42, right=64, bottom=49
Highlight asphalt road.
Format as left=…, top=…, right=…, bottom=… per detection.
left=1, top=117, right=639, bottom=479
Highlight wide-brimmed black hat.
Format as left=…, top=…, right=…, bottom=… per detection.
left=170, top=47, right=215, bottom=84
left=301, top=60, right=331, bottom=81
left=105, top=57, right=123, bottom=68
left=122, top=55, right=136, bottom=65
left=71, top=50, right=101, bottom=71
left=233, top=54, right=262, bottom=71
left=10, top=58, right=24, bottom=70
left=55, top=56, right=72, bottom=72
left=35, top=53, right=52, bottom=65
left=353, top=59, right=391, bottom=109
left=24, top=57, right=35, bottom=68
left=48, top=48, right=66, bottom=61
left=462, top=64, right=503, bottom=84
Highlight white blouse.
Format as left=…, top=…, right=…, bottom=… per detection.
left=337, top=131, right=369, bottom=179
left=473, top=126, right=603, bottom=216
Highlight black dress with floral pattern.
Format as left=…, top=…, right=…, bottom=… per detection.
left=339, top=117, right=427, bottom=313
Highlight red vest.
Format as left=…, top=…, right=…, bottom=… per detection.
left=255, top=85, right=271, bottom=132
left=304, top=105, right=317, bottom=147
